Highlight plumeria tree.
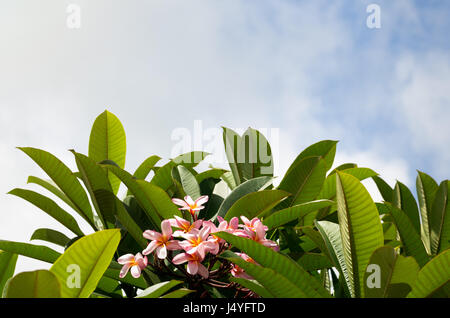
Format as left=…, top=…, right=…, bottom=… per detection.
left=0, top=110, right=448, bottom=298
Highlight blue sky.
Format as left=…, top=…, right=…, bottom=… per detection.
left=1, top=0, right=449, bottom=273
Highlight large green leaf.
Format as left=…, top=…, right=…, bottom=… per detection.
left=216, top=176, right=273, bottom=219
left=335, top=171, right=384, bottom=298
left=220, top=250, right=308, bottom=298
left=132, top=155, right=162, bottom=180
left=0, top=240, right=60, bottom=263
left=296, top=253, right=333, bottom=271
left=106, top=165, right=164, bottom=229
left=318, top=167, right=378, bottom=200
left=172, top=165, right=201, bottom=200
left=315, top=220, right=352, bottom=297
left=136, top=280, right=182, bottom=298
left=264, top=200, right=333, bottom=230
left=372, top=176, right=394, bottom=203
left=72, top=151, right=115, bottom=229
left=430, top=180, right=450, bottom=255
left=237, top=128, right=274, bottom=182
left=27, top=176, right=81, bottom=215
left=50, top=229, right=121, bottom=298
left=393, top=182, right=421, bottom=235
left=18, top=147, right=95, bottom=228
left=276, top=156, right=326, bottom=210
left=137, top=180, right=183, bottom=220
left=8, top=188, right=84, bottom=236
left=385, top=203, right=430, bottom=267
left=88, top=110, right=126, bottom=195
left=286, top=140, right=338, bottom=174
left=222, top=127, right=244, bottom=186
left=195, top=168, right=227, bottom=184
left=363, top=246, right=419, bottom=298
left=0, top=240, right=146, bottom=290
left=416, top=171, right=438, bottom=254
left=2, top=270, right=61, bottom=298
left=408, top=249, right=450, bottom=298
left=0, top=250, right=18, bottom=295
left=224, top=190, right=290, bottom=221
left=216, top=232, right=330, bottom=297
left=160, top=288, right=195, bottom=298
left=30, top=228, right=71, bottom=247
left=172, top=151, right=209, bottom=169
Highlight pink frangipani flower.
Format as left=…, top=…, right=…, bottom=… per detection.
left=118, top=253, right=148, bottom=278
left=243, top=219, right=279, bottom=251
left=172, top=251, right=209, bottom=278
left=172, top=195, right=209, bottom=219
left=230, top=253, right=257, bottom=280
left=168, top=215, right=203, bottom=237
left=179, top=226, right=216, bottom=258
left=142, top=220, right=181, bottom=259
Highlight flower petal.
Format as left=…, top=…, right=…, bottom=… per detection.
left=194, top=195, right=209, bottom=206
left=142, top=240, right=159, bottom=255
left=172, top=198, right=189, bottom=208
left=166, top=240, right=181, bottom=250
left=143, top=230, right=161, bottom=241
left=119, top=263, right=131, bottom=278
left=172, top=253, right=190, bottom=265
left=161, top=220, right=173, bottom=237
left=156, top=245, right=167, bottom=259
left=184, top=195, right=195, bottom=206
left=197, top=263, right=209, bottom=278
left=187, top=261, right=199, bottom=275
left=117, top=254, right=135, bottom=265
left=130, top=265, right=142, bottom=278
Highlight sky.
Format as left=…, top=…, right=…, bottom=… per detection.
left=1, top=0, right=449, bottom=274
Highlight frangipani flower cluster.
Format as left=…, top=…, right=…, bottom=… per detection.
left=118, top=195, right=279, bottom=282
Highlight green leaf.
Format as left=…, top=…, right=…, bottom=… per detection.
left=237, top=128, right=274, bottom=182
left=160, top=288, right=195, bottom=298
left=385, top=203, right=430, bottom=267
left=318, top=168, right=378, bottom=200
left=328, top=163, right=358, bottom=175
left=88, top=110, right=127, bottom=195
left=363, top=246, right=419, bottom=298
left=150, top=161, right=177, bottom=192
left=264, top=200, right=334, bottom=230
left=137, top=180, right=183, bottom=220
left=132, top=155, right=162, bottom=180
left=0, top=251, right=18, bottom=295
left=372, top=176, right=394, bottom=203
left=276, top=156, right=327, bottom=210
left=50, top=229, right=121, bottom=298
left=335, top=171, right=384, bottom=298
left=216, top=232, right=330, bottom=297
left=224, top=190, right=291, bottom=221
left=222, top=127, right=244, bottom=186
left=27, top=176, right=82, bottom=215
left=172, top=151, right=209, bottom=169
left=172, top=165, right=201, bottom=200
left=416, top=171, right=439, bottom=254
left=229, top=277, right=274, bottom=298
left=393, top=182, right=421, bottom=235
left=296, top=253, right=333, bottom=271
left=30, top=228, right=71, bottom=247
left=8, top=188, right=84, bottom=236
left=106, top=165, right=164, bottom=229
left=430, top=180, right=450, bottom=255
left=195, top=169, right=227, bottom=184
left=287, top=140, right=338, bottom=174
left=71, top=151, right=115, bottom=229
left=3, top=270, right=61, bottom=298
left=220, top=250, right=308, bottom=298
left=18, top=147, right=95, bottom=228
left=221, top=171, right=237, bottom=190
left=407, top=249, right=450, bottom=298
left=315, top=220, right=352, bottom=297
left=0, top=240, right=60, bottom=263
left=216, top=176, right=273, bottom=219
left=136, top=280, right=182, bottom=298
left=95, top=190, right=147, bottom=249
